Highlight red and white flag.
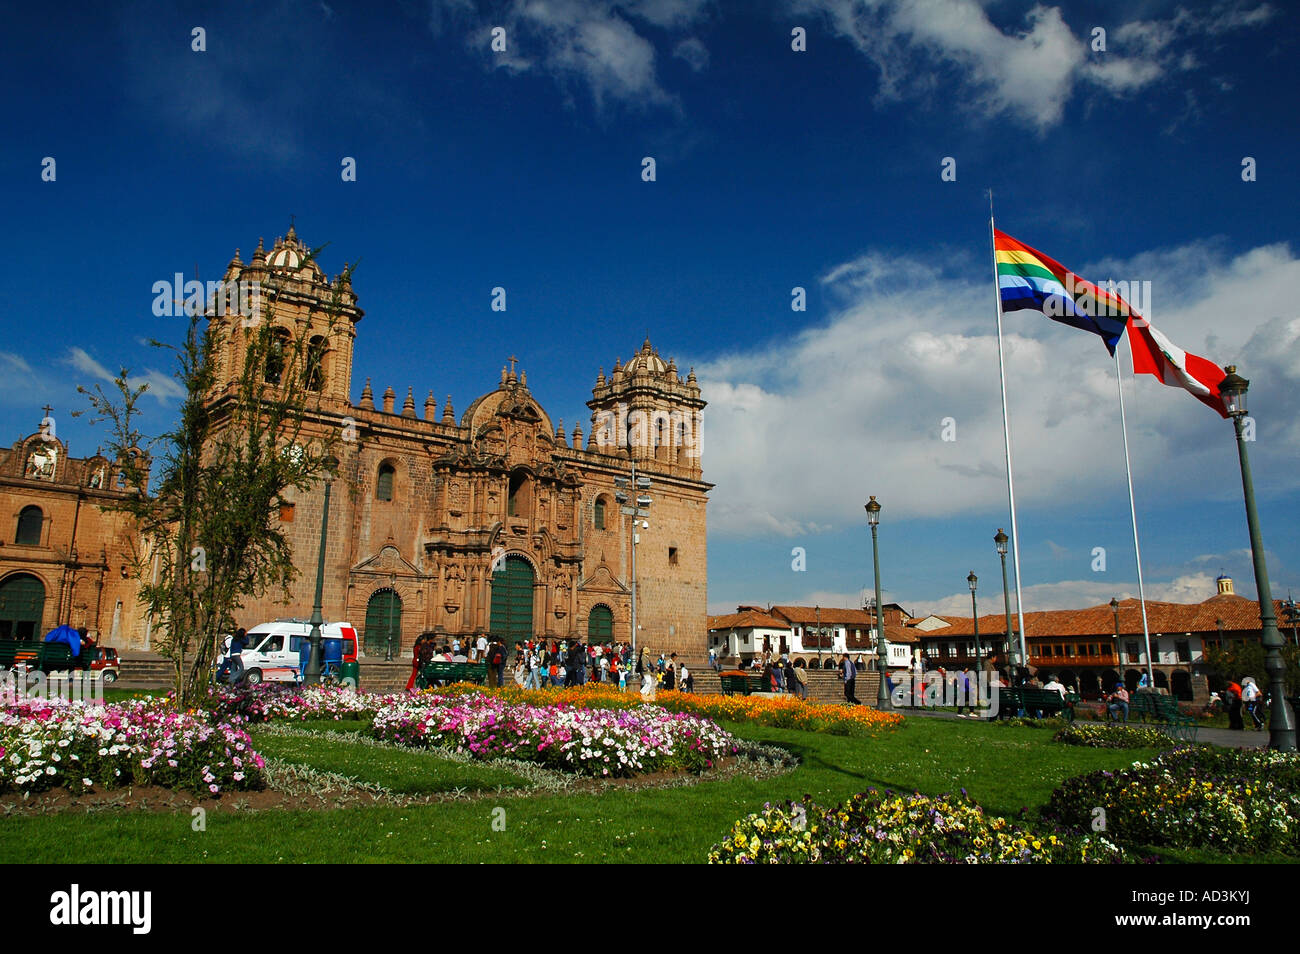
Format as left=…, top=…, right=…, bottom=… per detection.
left=1126, top=316, right=1228, bottom=417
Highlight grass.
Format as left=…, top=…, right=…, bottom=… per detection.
left=249, top=730, right=531, bottom=795
left=1, top=714, right=1195, bottom=863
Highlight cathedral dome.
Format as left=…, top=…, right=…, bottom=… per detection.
left=623, top=337, right=667, bottom=375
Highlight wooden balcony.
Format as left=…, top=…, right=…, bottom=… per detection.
left=1029, top=652, right=1119, bottom=667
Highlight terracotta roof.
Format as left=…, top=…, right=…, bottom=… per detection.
left=769, top=605, right=875, bottom=625
left=917, top=596, right=1287, bottom=640
left=707, top=610, right=788, bottom=631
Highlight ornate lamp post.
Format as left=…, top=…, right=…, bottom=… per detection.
left=1283, top=595, right=1300, bottom=647
left=967, top=571, right=981, bottom=670
left=864, top=496, right=889, bottom=710
left=304, top=455, right=340, bottom=686
left=385, top=571, right=397, bottom=662
left=1220, top=367, right=1295, bottom=751
left=994, top=529, right=1016, bottom=683
left=815, top=604, right=822, bottom=669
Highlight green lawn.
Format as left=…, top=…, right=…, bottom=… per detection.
left=3, top=714, right=1220, bottom=864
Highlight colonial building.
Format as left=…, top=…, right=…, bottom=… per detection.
left=916, top=575, right=1284, bottom=702
left=707, top=602, right=919, bottom=668
left=202, top=227, right=711, bottom=659
left=0, top=414, right=152, bottom=645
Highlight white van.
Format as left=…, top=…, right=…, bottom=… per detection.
left=217, top=619, right=359, bottom=685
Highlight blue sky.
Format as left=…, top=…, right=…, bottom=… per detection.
left=3, top=0, right=1298, bottom=619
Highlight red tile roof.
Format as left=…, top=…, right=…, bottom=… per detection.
left=919, top=595, right=1286, bottom=640
left=707, top=610, right=789, bottom=631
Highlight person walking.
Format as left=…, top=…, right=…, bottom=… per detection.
left=1225, top=680, right=1245, bottom=730
left=1242, top=677, right=1264, bottom=730
left=840, top=653, right=859, bottom=705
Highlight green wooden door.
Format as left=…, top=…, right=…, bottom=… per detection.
left=364, top=589, right=402, bottom=656
left=588, top=605, right=614, bottom=643
left=0, top=574, right=46, bottom=640
left=490, top=556, right=534, bottom=648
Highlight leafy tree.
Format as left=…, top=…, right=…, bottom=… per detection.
left=1201, top=640, right=1298, bottom=696
left=78, top=252, right=352, bottom=703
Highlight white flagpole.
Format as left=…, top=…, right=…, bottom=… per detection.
left=989, top=201, right=1029, bottom=672
left=1114, top=338, right=1155, bottom=686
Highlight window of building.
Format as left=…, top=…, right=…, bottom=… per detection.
left=1125, top=640, right=1141, bottom=663
left=1175, top=640, right=1191, bottom=663
left=306, top=336, right=327, bottom=392
left=15, top=506, right=43, bottom=546
left=279, top=503, right=295, bottom=523
left=376, top=463, right=395, bottom=501
left=594, top=497, right=606, bottom=530
left=668, top=546, right=678, bottom=566
left=264, top=328, right=291, bottom=385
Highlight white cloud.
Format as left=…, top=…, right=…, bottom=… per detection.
left=65, top=348, right=186, bottom=405
left=696, top=239, right=1300, bottom=541
left=438, top=0, right=713, bottom=110
left=787, top=0, right=1276, bottom=131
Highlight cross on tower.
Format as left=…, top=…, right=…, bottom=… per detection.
left=41, top=404, right=53, bottom=419
left=507, top=355, right=518, bottom=375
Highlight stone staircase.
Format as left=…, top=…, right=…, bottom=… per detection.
left=118, top=652, right=175, bottom=690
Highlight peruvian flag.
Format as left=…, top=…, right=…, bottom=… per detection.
left=1127, top=316, right=1228, bottom=418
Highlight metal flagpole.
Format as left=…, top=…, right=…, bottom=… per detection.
left=989, top=198, right=1029, bottom=673
left=1114, top=341, right=1156, bottom=686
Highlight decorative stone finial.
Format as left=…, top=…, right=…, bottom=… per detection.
left=382, top=386, right=395, bottom=414
left=402, top=387, right=416, bottom=418
left=359, top=378, right=374, bottom=410
left=425, top=391, right=437, bottom=421
left=442, top=396, right=454, bottom=424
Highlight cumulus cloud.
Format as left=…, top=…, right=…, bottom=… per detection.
left=787, top=0, right=1276, bottom=131
left=696, top=238, right=1300, bottom=543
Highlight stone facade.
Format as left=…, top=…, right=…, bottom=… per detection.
left=0, top=416, right=153, bottom=646
left=205, top=227, right=711, bottom=659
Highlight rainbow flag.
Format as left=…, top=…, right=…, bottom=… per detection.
left=995, top=228, right=1131, bottom=355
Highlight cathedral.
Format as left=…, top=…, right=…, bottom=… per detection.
left=0, top=226, right=711, bottom=661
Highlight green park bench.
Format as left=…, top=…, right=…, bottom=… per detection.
left=0, top=639, right=76, bottom=673
left=995, top=687, right=1076, bottom=721
left=719, top=672, right=770, bottom=696
left=1129, top=691, right=1199, bottom=742
left=416, top=660, right=488, bottom=689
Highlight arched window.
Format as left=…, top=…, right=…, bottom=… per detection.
left=588, top=605, right=614, bottom=643
left=264, top=328, right=291, bottom=385
left=376, top=463, right=395, bottom=501
left=507, top=470, right=531, bottom=518
left=15, top=506, right=42, bottom=546
left=305, top=336, right=327, bottom=392
left=593, top=497, right=606, bottom=530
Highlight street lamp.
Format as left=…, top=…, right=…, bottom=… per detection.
left=864, top=496, right=889, bottom=710
left=968, top=571, right=981, bottom=671
left=1110, top=597, right=1121, bottom=670
left=995, top=529, right=1016, bottom=683
left=1283, top=595, right=1300, bottom=647
left=304, top=455, right=340, bottom=686
left=1220, top=366, right=1295, bottom=751
left=815, top=604, right=822, bottom=669
left=386, top=571, right=397, bottom=662
left=615, top=466, right=652, bottom=666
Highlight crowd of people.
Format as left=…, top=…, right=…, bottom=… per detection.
left=407, top=634, right=696, bottom=694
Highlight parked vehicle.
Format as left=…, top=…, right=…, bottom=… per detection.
left=217, top=620, right=358, bottom=686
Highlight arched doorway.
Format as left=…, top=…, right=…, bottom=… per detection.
left=1153, top=669, right=1169, bottom=690
left=1078, top=671, right=1099, bottom=699
left=1171, top=670, right=1192, bottom=701
left=587, top=604, right=613, bottom=644
left=1125, top=669, right=1141, bottom=691
left=0, top=573, right=45, bottom=640
left=364, top=588, right=402, bottom=657
left=490, top=555, right=534, bottom=648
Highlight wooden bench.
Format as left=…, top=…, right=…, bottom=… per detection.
left=719, top=672, right=771, bottom=696
left=416, top=661, right=488, bottom=689
left=1128, top=691, right=1199, bottom=742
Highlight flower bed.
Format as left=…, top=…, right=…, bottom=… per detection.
left=709, top=789, right=1128, bottom=863
left=1, top=698, right=264, bottom=796
left=1043, top=748, right=1300, bottom=855
left=1053, top=722, right=1180, bottom=749
left=205, top=684, right=401, bottom=724
left=435, top=682, right=904, bottom=735
left=372, top=692, right=739, bottom=777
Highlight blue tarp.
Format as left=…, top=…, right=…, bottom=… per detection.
left=43, top=624, right=81, bottom=658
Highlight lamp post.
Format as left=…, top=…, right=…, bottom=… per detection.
left=615, top=465, right=652, bottom=666
left=1283, top=595, right=1300, bottom=647
left=1220, top=366, right=1295, bottom=751
left=304, top=455, right=340, bottom=686
left=967, top=571, right=982, bottom=672
left=865, top=496, right=889, bottom=710
left=1110, top=597, right=1121, bottom=670
left=815, top=604, right=822, bottom=669
left=994, top=529, right=1015, bottom=683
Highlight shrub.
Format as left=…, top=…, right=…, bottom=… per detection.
left=1053, top=722, right=1180, bottom=749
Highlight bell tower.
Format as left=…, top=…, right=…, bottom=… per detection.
left=207, top=224, right=363, bottom=407
left=586, top=337, right=704, bottom=478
